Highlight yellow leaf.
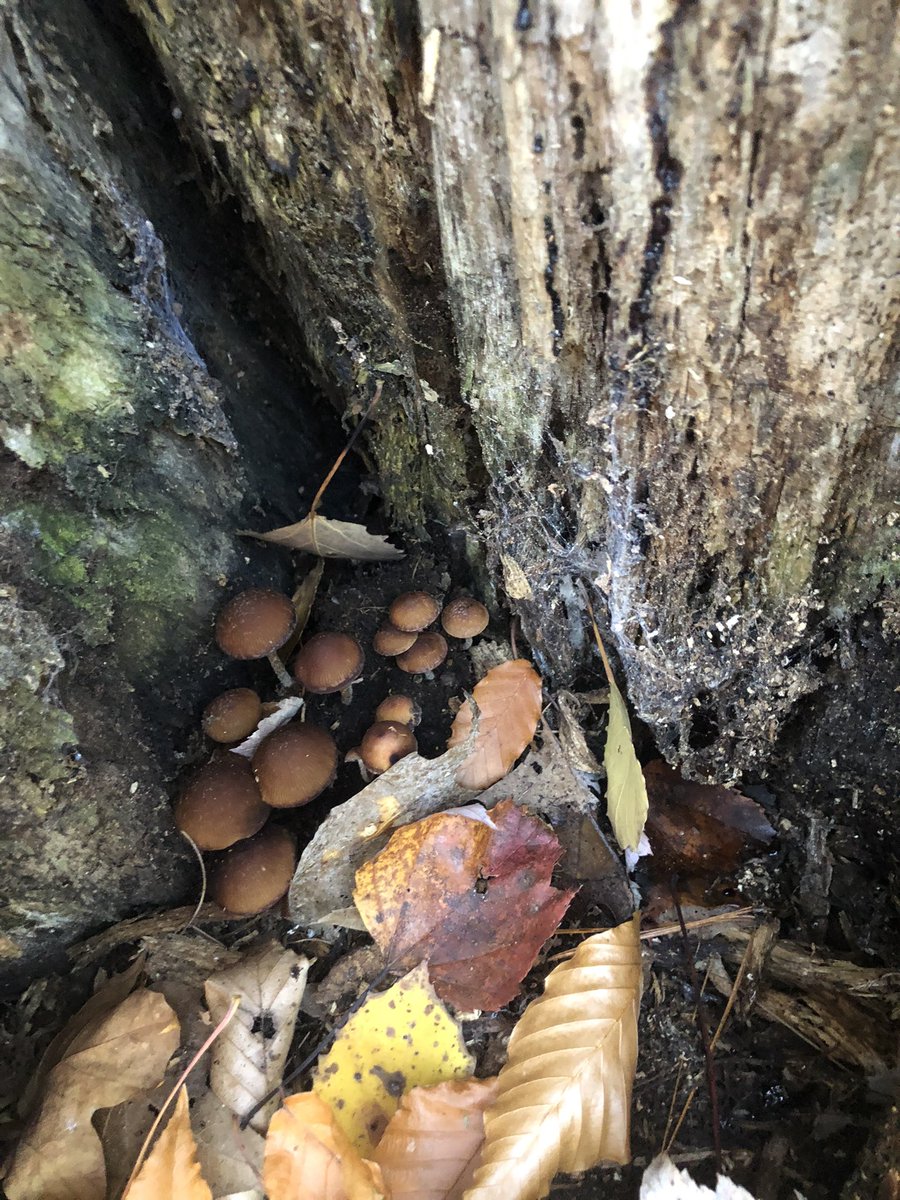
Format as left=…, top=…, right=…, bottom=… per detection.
left=313, top=963, right=474, bottom=1153
left=465, top=915, right=642, bottom=1200
left=5, top=989, right=180, bottom=1200
left=124, top=1088, right=212, bottom=1200
left=598, top=645, right=648, bottom=851
left=448, top=660, right=542, bottom=790
left=243, top=514, right=403, bottom=560
left=374, top=1078, right=500, bottom=1200
left=263, top=1093, right=385, bottom=1200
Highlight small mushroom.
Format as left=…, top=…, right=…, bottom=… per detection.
left=395, top=631, right=448, bottom=678
left=252, top=723, right=337, bottom=808
left=359, top=720, right=418, bottom=774
left=388, top=591, right=440, bottom=633
left=374, top=694, right=422, bottom=727
left=292, top=631, right=364, bottom=704
left=372, top=624, right=417, bottom=657
left=215, top=589, right=296, bottom=688
left=441, top=595, right=489, bottom=646
left=210, top=824, right=296, bottom=915
left=174, top=756, right=269, bottom=850
left=202, top=688, right=263, bottom=743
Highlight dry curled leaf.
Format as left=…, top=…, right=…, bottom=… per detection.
left=374, top=1077, right=500, bottom=1200
left=598, top=647, right=648, bottom=851
left=640, top=1153, right=757, bottom=1199
left=263, top=1093, right=384, bottom=1200
left=354, top=799, right=575, bottom=1010
left=448, top=660, right=542, bottom=791
left=205, top=942, right=310, bottom=1133
left=192, top=1088, right=265, bottom=1200
left=124, top=1088, right=212, bottom=1200
left=5, top=989, right=180, bottom=1200
left=465, top=915, right=642, bottom=1200
left=243, top=514, right=403, bottom=560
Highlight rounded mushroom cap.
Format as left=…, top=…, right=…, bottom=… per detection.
left=360, top=721, right=418, bottom=773
left=441, top=595, right=489, bottom=640
left=215, top=589, right=296, bottom=660
left=252, top=723, right=337, bottom=808
left=210, top=825, right=296, bottom=915
left=395, top=631, right=448, bottom=675
left=202, top=688, right=263, bottom=743
left=388, top=591, right=440, bottom=633
left=292, top=632, right=364, bottom=694
left=372, top=624, right=417, bottom=657
left=174, top=757, right=269, bottom=850
left=374, top=694, right=421, bottom=727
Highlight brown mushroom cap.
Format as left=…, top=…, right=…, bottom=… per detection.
left=388, top=591, right=441, bottom=633
left=174, top=757, right=269, bottom=851
left=210, top=825, right=296, bottom=915
left=292, top=632, right=364, bottom=694
left=360, top=721, right=418, bottom=774
left=202, top=688, right=263, bottom=743
left=395, top=631, right=448, bottom=675
left=215, top=589, right=296, bottom=660
left=441, top=595, right=489, bottom=640
left=374, top=694, right=421, bottom=727
left=252, top=723, right=337, bottom=808
left=372, top=624, right=417, bottom=657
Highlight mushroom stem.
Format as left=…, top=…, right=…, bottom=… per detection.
left=266, top=651, right=294, bottom=690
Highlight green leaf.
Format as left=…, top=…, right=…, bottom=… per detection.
left=600, top=650, right=648, bottom=851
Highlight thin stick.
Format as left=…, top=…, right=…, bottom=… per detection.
left=661, top=1058, right=687, bottom=1154
left=178, top=832, right=207, bottom=933
left=122, top=994, right=241, bottom=1197
left=308, top=381, right=383, bottom=517
left=672, top=882, right=722, bottom=1171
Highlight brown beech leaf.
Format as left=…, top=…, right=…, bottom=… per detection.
left=354, top=799, right=576, bottom=1010
left=205, top=941, right=310, bottom=1133
left=5, top=989, right=180, bottom=1200
left=373, top=1077, right=500, bottom=1200
left=242, top=513, right=403, bottom=560
left=465, top=915, right=642, bottom=1200
left=124, top=1088, right=212, bottom=1200
left=263, top=1092, right=385, bottom=1200
left=448, top=660, right=542, bottom=790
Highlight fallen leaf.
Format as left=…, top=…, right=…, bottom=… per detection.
left=354, top=799, right=576, bottom=1010
left=243, top=514, right=403, bottom=560
left=205, top=942, right=310, bottom=1133
left=554, top=689, right=604, bottom=775
left=640, top=1153, right=757, bottom=1199
left=230, top=696, right=304, bottom=759
left=465, top=915, right=642, bottom=1200
left=643, top=759, right=775, bottom=887
left=373, top=1077, right=500, bottom=1200
left=499, top=553, right=533, bottom=599
left=448, top=660, right=542, bottom=790
left=192, top=1089, right=265, bottom=1200
left=288, top=736, right=478, bottom=926
left=263, top=1093, right=384, bottom=1200
left=124, top=1088, right=212, bottom=1200
left=597, top=646, right=648, bottom=851
left=313, top=963, right=474, bottom=1153
left=5, top=989, right=180, bottom=1200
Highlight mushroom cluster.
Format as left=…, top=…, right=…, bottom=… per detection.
left=173, top=581, right=489, bottom=916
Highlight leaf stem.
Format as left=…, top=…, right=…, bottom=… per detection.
left=308, top=380, right=383, bottom=517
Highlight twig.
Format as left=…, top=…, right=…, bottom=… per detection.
left=308, top=381, right=383, bottom=517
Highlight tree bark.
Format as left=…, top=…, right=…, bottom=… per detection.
left=127, top=0, right=898, bottom=777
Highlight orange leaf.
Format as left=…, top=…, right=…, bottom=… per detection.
left=124, top=1088, right=212, bottom=1200
left=263, top=1093, right=385, bottom=1200
left=373, top=1078, right=500, bottom=1200
left=354, top=800, right=575, bottom=1010
left=448, top=660, right=542, bottom=790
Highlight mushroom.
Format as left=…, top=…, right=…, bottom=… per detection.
left=174, top=756, right=269, bottom=850
left=374, top=694, right=421, bottom=727
left=388, top=591, right=440, bottom=633
left=209, top=824, right=296, bottom=915
left=359, top=720, right=418, bottom=774
left=292, top=631, right=364, bottom=704
left=202, top=688, right=263, bottom=743
left=372, top=624, right=417, bottom=657
left=252, top=723, right=337, bottom=808
left=441, top=595, right=489, bottom=646
left=215, top=589, right=296, bottom=688
left=395, top=631, right=448, bottom=678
